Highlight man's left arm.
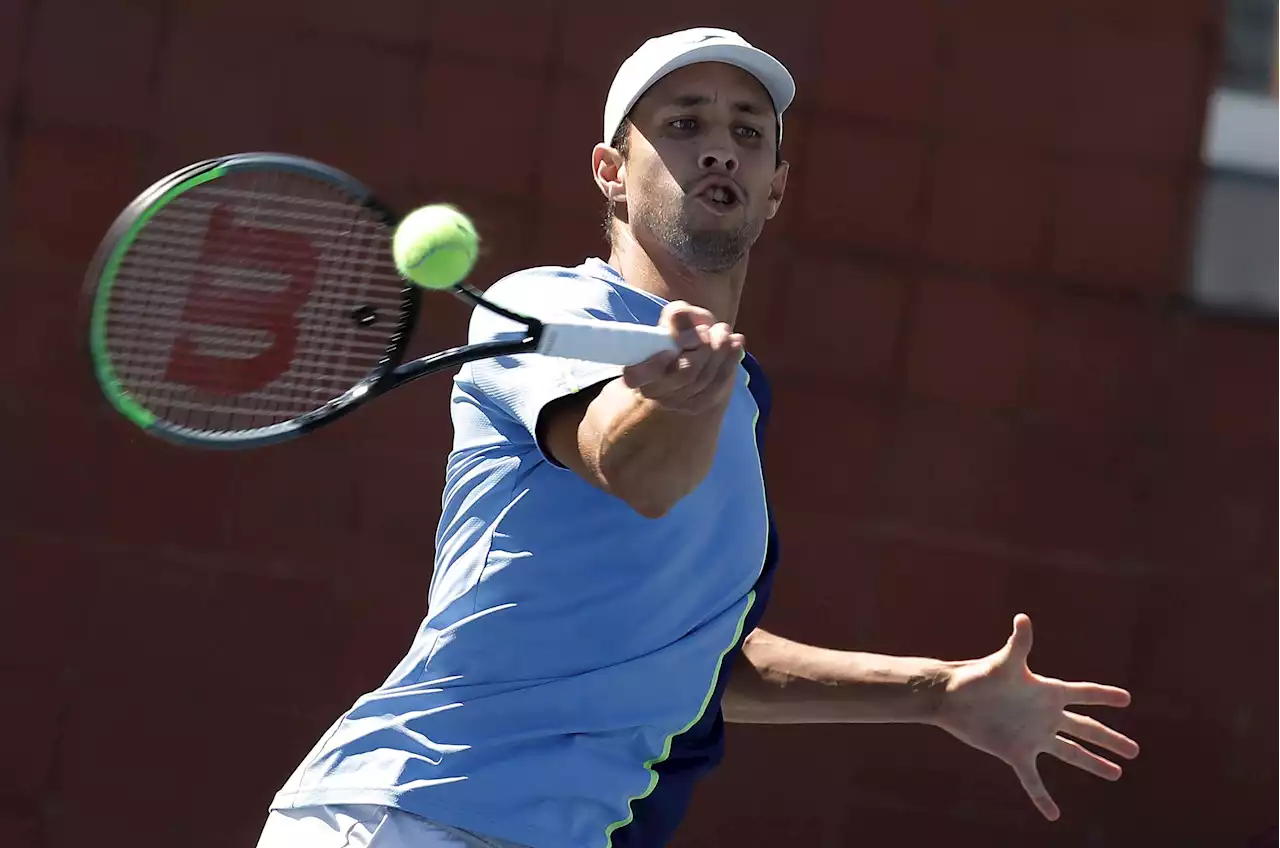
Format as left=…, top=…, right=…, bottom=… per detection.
left=721, top=617, right=1140, bottom=822
left=722, top=627, right=953, bottom=725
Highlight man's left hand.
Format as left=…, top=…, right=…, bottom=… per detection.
left=932, top=614, right=1140, bottom=821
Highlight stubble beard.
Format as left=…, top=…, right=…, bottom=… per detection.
left=631, top=194, right=760, bottom=274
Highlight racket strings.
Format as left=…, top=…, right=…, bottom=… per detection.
left=295, top=186, right=378, bottom=421
left=103, top=170, right=409, bottom=434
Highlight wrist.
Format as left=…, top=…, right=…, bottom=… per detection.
left=927, top=659, right=993, bottom=734
left=919, top=661, right=961, bottom=727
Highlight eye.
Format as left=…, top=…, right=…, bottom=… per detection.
left=735, top=126, right=762, bottom=140
left=670, top=118, right=698, bottom=132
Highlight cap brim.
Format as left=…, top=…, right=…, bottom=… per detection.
left=634, top=42, right=795, bottom=120
left=605, top=42, right=796, bottom=148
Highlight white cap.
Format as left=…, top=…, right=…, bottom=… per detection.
left=602, top=27, right=796, bottom=148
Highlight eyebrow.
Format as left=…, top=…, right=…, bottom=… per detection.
left=669, top=94, right=769, bottom=117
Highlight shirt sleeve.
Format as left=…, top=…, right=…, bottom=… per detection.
left=456, top=267, right=650, bottom=450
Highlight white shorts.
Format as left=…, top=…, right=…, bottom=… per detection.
left=255, top=804, right=531, bottom=848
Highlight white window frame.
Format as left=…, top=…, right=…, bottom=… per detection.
left=1188, top=86, right=1278, bottom=319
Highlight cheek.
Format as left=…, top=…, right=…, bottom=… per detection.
left=633, top=160, right=684, bottom=200
left=747, top=162, right=779, bottom=202
left=640, top=141, right=696, bottom=186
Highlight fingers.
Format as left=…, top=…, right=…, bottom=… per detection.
left=662, top=301, right=717, bottom=350
left=677, top=323, right=740, bottom=401
left=642, top=327, right=722, bottom=401
left=1013, top=759, right=1060, bottom=822
left=621, top=305, right=710, bottom=390
left=1015, top=730, right=1128, bottom=822
left=1048, top=736, right=1123, bottom=782
left=622, top=349, right=680, bottom=389
left=1060, top=711, right=1140, bottom=760
left=668, top=312, right=707, bottom=351
left=629, top=348, right=703, bottom=396
left=1059, top=681, right=1132, bottom=708
left=1006, top=613, right=1033, bottom=665
left=627, top=301, right=744, bottom=412
left=709, top=330, right=746, bottom=388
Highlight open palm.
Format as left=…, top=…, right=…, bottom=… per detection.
left=933, top=614, right=1140, bottom=821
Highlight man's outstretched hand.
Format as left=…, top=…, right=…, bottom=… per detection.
left=932, top=614, right=1140, bottom=821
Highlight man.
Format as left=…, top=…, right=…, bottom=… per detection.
left=257, top=28, right=1139, bottom=848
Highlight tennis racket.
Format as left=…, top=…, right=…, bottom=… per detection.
left=83, top=152, right=677, bottom=449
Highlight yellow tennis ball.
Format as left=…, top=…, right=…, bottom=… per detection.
left=392, top=204, right=480, bottom=290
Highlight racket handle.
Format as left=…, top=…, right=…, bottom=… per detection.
left=537, top=319, right=679, bottom=366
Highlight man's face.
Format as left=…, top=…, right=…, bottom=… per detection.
left=616, top=62, right=788, bottom=272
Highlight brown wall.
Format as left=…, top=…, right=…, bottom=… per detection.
left=1, top=1, right=1275, bottom=846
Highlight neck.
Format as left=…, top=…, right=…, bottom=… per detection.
left=606, top=227, right=748, bottom=325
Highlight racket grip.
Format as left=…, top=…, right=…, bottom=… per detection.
left=537, top=319, right=679, bottom=366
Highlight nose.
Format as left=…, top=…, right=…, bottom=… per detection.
left=698, top=145, right=737, bottom=174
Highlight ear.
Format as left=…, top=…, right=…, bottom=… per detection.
left=764, top=160, right=789, bottom=221
left=592, top=143, right=628, bottom=206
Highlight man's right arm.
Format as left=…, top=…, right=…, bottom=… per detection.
left=538, top=302, right=744, bottom=519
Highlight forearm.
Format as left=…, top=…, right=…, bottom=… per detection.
left=577, top=378, right=728, bottom=518
left=722, top=628, right=953, bottom=725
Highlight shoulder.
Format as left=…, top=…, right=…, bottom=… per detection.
left=478, top=259, right=664, bottom=327
left=485, top=267, right=609, bottom=316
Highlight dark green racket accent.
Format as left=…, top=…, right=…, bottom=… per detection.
left=90, top=165, right=229, bottom=431
left=84, top=153, right=426, bottom=447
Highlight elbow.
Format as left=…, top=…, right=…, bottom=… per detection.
left=629, top=496, right=677, bottom=520
left=597, top=458, right=692, bottom=520
left=613, top=481, right=683, bottom=520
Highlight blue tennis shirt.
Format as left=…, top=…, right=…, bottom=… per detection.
left=271, top=258, right=781, bottom=848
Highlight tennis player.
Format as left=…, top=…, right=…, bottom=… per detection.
left=257, top=28, right=1139, bottom=848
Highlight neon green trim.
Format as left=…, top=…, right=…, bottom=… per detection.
left=604, top=589, right=757, bottom=846
left=89, top=166, right=227, bottom=429
left=603, top=367, right=771, bottom=847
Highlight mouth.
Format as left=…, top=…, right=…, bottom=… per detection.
left=692, top=180, right=743, bottom=214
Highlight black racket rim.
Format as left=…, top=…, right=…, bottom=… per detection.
left=85, top=152, right=421, bottom=449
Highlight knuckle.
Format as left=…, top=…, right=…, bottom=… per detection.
left=664, top=300, right=718, bottom=322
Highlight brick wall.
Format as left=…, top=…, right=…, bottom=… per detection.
left=1, top=1, right=1275, bottom=846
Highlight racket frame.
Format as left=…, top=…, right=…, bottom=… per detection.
left=84, top=152, right=433, bottom=449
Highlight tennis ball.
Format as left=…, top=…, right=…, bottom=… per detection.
left=392, top=204, right=480, bottom=290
